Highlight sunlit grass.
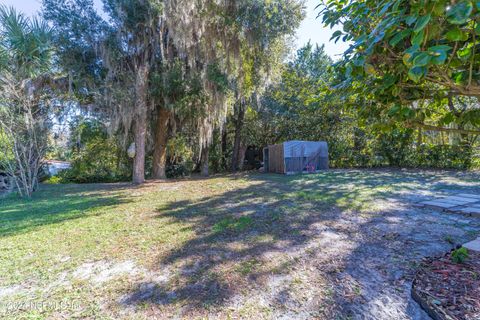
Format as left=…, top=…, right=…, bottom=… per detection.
left=0, top=169, right=478, bottom=318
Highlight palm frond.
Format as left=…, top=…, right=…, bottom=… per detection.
left=0, top=5, right=54, bottom=78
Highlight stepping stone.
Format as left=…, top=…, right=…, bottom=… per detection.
left=437, top=199, right=474, bottom=206
left=463, top=238, right=480, bottom=252
left=444, top=196, right=479, bottom=204
left=420, top=200, right=460, bottom=209
left=425, top=198, right=471, bottom=205
left=457, top=207, right=480, bottom=216
left=457, top=193, right=480, bottom=200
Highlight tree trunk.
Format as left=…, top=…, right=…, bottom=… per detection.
left=152, top=106, right=170, bottom=179
left=417, top=127, right=422, bottom=147
left=200, top=145, right=209, bottom=177
left=221, top=125, right=228, bottom=170
left=133, top=111, right=147, bottom=184
left=132, top=65, right=149, bottom=184
left=238, top=143, right=247, bottom=170
left=231, top=100, right=245, bottom=172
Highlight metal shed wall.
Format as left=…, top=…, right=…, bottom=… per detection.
left=283, top=141, right=328, bottom=158
left=283, top=141, right=329, bottom=173
left=264, top=141, right=328, bottom=174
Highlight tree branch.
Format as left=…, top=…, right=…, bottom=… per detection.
left=406, top=121, right=480, bottom=135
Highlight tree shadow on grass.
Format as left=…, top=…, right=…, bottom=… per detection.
left=116, top=172, right=417, bottom=310
left=118, top=169, right=480, bottom=318
left=0, top=182, right=133, bottom=237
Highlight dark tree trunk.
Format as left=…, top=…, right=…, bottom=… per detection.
left=200, top=145, right=209, bottom=177
left=132, top=65, right=149, bottom=184
left=231, top=99, right=245, bottom=172
left=152, top=106, right=170, bottom=179
left=221, top=125, right=227, bottom=170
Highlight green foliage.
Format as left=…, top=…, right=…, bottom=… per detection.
left=42, top=0, right=105, bottom=101
left=165, top=164, right=191, bottom=179
left=150, top=59, right=209, bottom=124
left=43, top=175, right=62, bottom=184
left=244, top=43, right=339, bottom=147
left=165, top=135, right=194, bottom=178
left=38, top=0, right=480, bottom=178
left=59, top=120, right=130, bottom=183
left=451, top=247, right=469, bottom=264
left=321, top=0, right=480, bottom=134
left=447, top=1, right=473, bottom=25
left=0, top=129, right=13, bottom=167
left=376, top=132, right=474, bottom=169
left=207, top=63, right=229, bottom=94
left=43, top=0, right=305, bottom=180
left=242, top=44, right=479, bottom=170
left=0, top=6, right=53, bottom=77
left=375, top=128, right=415, bottom=167
left=0, top=6, right=55, bottom=196
left=409, top=145, right=474, bottom=169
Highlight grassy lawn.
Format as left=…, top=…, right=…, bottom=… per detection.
left=1, top=169, right=480, bottom=319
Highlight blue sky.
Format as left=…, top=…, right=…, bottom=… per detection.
left=0, top=0, right=349, bottom=58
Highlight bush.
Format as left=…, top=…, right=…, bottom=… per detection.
left=43, top=175, right=62, bottom=184
left=411, top=145, right=474, bottom=169
left=328, top=126, right=478, bottom=170
left=59, top=139, right=130, bottom=183
left=166, top=162, right=192, bottom=178
left=59, top=120, right=131, bottom=183
left=165, top=135, right=194, bottom=178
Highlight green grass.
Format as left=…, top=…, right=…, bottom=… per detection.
left=213, top=216, right=254, bottom=233
left=0, top=182, right=199, bottom=318
left=0, top=169, right=478, bottom=318
left=235, top=258, right=261, bottom=275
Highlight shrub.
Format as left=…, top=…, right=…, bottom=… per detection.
left=165, top=135, right=194, bottom=178
left=43, top=175, right=62, bottom=184
left=166, top=163, right=192, bottom=178
left=451, top=247, right=469, bottom=264
left=59, top=120, right=130, bottom=183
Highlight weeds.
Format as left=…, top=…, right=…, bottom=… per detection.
left=451, top=247, right=469, bottom=264
left=236, top=258, right=261, bottom=275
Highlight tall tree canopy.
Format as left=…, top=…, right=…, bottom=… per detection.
left=43, top=0, right=304, bottom=182
left=164, top=0, right=303, bottom=173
